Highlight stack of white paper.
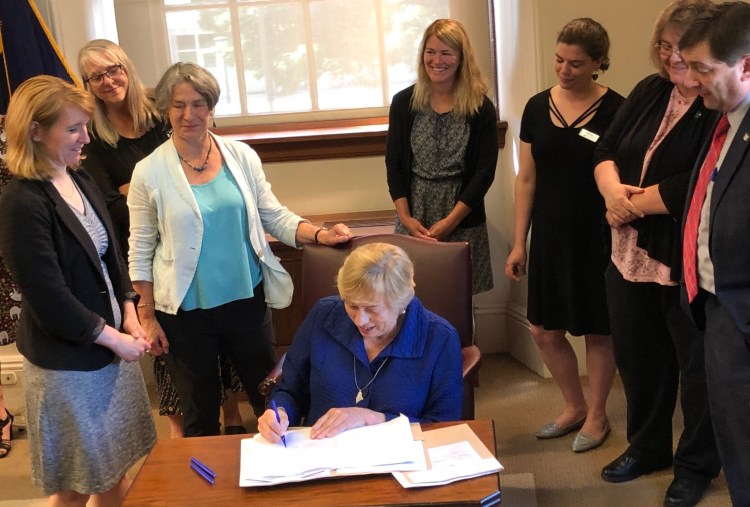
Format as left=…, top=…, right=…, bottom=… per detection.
left=239, top=414, right=426, bottom=487
left=393, top=440, right=503, bottom=488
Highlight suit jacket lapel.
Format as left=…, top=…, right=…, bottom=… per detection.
left=40, top=171, right=104, bottom=280
left=710, top=110, right=750, bottom=219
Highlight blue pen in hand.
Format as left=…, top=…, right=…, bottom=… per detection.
left=271, top=400, right=287, bottom=447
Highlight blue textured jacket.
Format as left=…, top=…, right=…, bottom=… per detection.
left=272, top=295, right=463, bottom=426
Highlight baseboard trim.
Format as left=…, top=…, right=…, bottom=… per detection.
left=503, top=302, right=588, bottom=378
left=0, top=353, right=24, bottom=371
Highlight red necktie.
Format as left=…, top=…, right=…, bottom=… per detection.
left=683, top=113, right=730, bottom=302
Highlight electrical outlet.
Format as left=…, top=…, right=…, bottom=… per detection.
left=1, top=372, right=17, bottom=385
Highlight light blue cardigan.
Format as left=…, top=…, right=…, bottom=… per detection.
left=128, top=134, right=302, bottom=314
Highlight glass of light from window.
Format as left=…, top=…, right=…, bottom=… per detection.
left=85, top=64, right=123, bottom=86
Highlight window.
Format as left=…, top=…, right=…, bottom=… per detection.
left=163, top=0, right=450, bottom=119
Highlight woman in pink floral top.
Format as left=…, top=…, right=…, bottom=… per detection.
left=592, top=0, right=721, bottom=501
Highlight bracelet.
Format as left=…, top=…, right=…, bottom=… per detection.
left=314, top=227, right=328, bottom=244
left=137, top=303, right=154, bottom=308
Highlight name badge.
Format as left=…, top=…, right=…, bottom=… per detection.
left=579, top=128, right=600, bottom=143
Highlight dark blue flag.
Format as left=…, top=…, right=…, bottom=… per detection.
left=0, top=0, right=80, bottom=113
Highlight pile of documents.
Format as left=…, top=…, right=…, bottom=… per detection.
left=239, top=415, right=503, bottom=488
left=393, top=423, right=504, bottom=488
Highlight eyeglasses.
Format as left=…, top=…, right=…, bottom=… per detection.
left=85, top=65, right=123, bottom=86
left=656, top=40, right=681, bottom=56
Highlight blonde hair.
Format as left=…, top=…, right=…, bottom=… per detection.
left=78, top=39, right=159, bottom=147
left=649, top=0, right=714, bottom=78
left=6, top=76, right=94, bottom=180
left=411, top=19, right=488, bottom=118
left=337, top=243, right=415, bottom=313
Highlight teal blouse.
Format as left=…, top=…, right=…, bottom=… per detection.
left=181, top=163, right=261, bottom=310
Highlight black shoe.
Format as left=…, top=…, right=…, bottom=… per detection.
left=601, top=452, right=670, bottom=483
left=0, top=409, right=13, bottom=459
left=224, top=425, right=247, bottom=435
left=663, top=478, right=709, bottom=507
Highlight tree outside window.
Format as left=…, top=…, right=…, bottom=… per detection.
left=164, top=0, right=449, bottom=118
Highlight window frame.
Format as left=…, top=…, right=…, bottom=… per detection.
left=158, top=0, right=506, bottom=162
left=162, top=0, right=451, bottom=124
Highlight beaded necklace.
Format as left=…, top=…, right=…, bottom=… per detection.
left=176, top=137, right=212, bottom=172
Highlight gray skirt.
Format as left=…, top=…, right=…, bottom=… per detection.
left=24, top=358, right=156, bottom=495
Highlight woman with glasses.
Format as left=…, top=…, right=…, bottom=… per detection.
left=78, top=40, right=249, bottom=438
left=593, top=1, right=720, bottom=503
left=386, top=19, right=497, bottom=295
left=78, top=40, right=168, bottom=263
left=507, top=18, right=623, bottom=453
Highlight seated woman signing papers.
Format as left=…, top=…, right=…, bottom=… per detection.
left=258, top=243, right=463, bottom=441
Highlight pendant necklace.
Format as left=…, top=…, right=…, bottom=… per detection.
left=354, top=355, right=389, bottom=404
left=176, top=136, right=212, bottom=172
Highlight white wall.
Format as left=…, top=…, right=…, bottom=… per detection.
left=37, top=0, right=119, bottom=73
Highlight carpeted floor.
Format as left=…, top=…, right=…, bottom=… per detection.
left=476, top=355, right=730, bottom=507
left=0, top=354, right=732, bottom=506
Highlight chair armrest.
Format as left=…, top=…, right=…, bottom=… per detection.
left=462, top=345, right=481, bottom=382
left=258, top=353, right=286, bottom=398
left=461, top=345, right=481, bottom=420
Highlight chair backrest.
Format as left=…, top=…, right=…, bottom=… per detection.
left=301, top=234, right=473, bottom=348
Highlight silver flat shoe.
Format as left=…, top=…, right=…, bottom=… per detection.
left=572, top=422, right=611, bottom=453
left=536, top=417, right=586, bottom=439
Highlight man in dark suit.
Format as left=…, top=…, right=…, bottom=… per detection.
left=680, top=3, right=750, bottom=505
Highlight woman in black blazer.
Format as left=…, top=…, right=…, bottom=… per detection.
left=0, top=76, right=155, bottom=505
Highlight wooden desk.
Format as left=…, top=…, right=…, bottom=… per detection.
left=123, top=420, right=501, bottom=506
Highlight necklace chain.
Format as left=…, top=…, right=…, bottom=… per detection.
left=353, top=355, right=389, bottom=404
left=176, top=137, right=212, bottom=173
left=53, top=176, right=80, bottom=201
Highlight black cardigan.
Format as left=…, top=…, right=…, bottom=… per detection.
left=385, top=85, right=498, bottom=228
left=593, top=74, right=719, bottom=279
left=82, top=117, right=169, bottom=261
left=0, top=169, right=134, bottom=370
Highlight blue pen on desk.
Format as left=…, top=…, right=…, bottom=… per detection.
left=271, top=400, right=287, bottom=447
left=190, top=458, right=215, bottom=485
left=190, top=457, right=216, bottom=478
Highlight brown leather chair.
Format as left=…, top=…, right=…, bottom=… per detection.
left=259, top=233, right=481, bottom=419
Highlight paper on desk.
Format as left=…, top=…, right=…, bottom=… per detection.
left=392, top=423, right=504, bottom=488
left=393, top=440, right=502, bottom=488
left=334, top=439, right=426, bottom=476
left=239, top=414, right=425, bottom=487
